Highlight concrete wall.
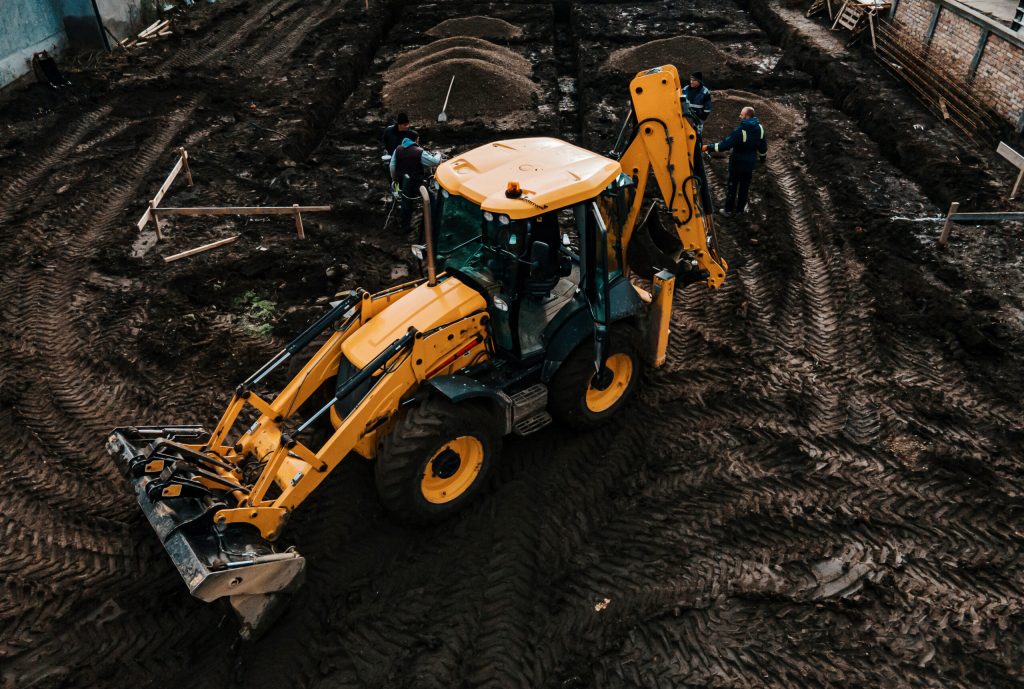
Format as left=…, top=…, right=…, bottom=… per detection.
left=60, top=0, right=107, bottom=51
left=892, top=0, right=1024, bottom=130
left=96, top=0, right=151, bottom=42
left=0, top=0, right=67, bottom=88
left=1, top=0, right=153, bottom=90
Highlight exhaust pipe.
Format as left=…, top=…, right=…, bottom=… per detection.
left=419, top=185, right=437, bottom=286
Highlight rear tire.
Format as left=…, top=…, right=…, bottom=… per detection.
left=548, top=324, right=642, bottom=430
left=376, top=398, right=502, bottom=523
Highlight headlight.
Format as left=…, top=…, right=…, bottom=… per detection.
left=483, top=211, right=494, bottom=221
left=411, top=244, right=425, bottom=260
left=492, top=296, right=509, bottom=312
left=497, top=214, right=510, bottom=226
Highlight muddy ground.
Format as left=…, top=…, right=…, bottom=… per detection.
left=1, top=0, right=1022, bottom=687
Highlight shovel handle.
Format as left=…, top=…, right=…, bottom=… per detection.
left=441, top=75, right=455, bottom=113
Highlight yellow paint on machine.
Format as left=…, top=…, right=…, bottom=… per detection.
left=341, top=277, right=488, bottom=368
left=436, top=137, right=621, bottom=219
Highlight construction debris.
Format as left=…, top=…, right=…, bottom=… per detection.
left=121, top=19, right=174, bottom=49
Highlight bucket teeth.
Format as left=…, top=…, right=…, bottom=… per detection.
left=107, top=426, right=306, bottom=635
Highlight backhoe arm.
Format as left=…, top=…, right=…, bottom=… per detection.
left=617, top=65, right=728, bottom=288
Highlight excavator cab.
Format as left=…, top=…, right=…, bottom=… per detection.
left=432, top=185, right=633, bottom=363
left=107, top=64, right=726, bottom=639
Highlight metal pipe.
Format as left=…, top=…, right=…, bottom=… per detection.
left=294, top=330, right=415, bottom=435
left=419, top=186, right=437, bottom=286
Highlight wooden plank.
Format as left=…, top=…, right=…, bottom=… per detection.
left=163, top=236, right=239, bottom=263
left=138, top=19, right=163, bottom=37
left=938, top=201, right=959, bottom=247
left=137, top=155, right=185, bottom=230
left=293, top=204, right=305, bottom=239
left=157, top=205, right=332, bottom=216
left=139, top=19, right=170, bottom=39
left=1011, top=170, right=1023, bottom=201
left=949, top=211, right=1024, bottom=222
left=997, top=141, right=1024, bottom=170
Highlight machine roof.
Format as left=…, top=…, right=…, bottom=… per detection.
left=435, top=137, right=622, bottom=219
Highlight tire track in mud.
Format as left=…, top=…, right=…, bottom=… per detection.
left=0, top=99, right=208, bottom=676
left=0, top=105, right=114, bottom=226
left=251, top=3, right=339, bottom=72
left=166, top=0, right=291, bottom=69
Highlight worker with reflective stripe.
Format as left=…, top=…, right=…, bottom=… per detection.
left=702, top=105, right=768, bottom=216
left=681, top=71, right=713, bottom=134
left=391, top=131, right=442, bottom=236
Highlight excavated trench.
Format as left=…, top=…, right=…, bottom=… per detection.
left=0, top=0, right=1022, bottom=687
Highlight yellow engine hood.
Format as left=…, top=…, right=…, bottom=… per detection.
left=342, top=277, right=487, bottom=369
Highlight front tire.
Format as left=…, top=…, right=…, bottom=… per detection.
left=376, top=398, right=502, bottom=523
left=548, top=324, right=642, bottom=430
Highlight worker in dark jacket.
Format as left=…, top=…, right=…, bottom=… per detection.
left=681, top=72, right=713, bottom=134
left=390, top=131, right=442, bottom=235
left=702, top=106, right=768, bottom=216
left=381, top=112, right=416, bottom=158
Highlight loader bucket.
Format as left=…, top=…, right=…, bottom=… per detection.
left=107, top=426, right=305, bottom=639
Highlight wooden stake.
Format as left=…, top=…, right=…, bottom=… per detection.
left=157, top=205, right=331, bottom=216
left=179, top=147, right=193, bottom=187
left=163, top=235, right=239, bottom=263
left=293, top=204, right=305, bottom=239
left=1011, top=170, right=1023, bottom=201
left=938, top=201, right=959, bottom=247
left=150, top=200, right=164, bottom=241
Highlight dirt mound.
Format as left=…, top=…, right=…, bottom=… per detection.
left=606, top=36, right=729, bottom=76
left=426, top=16, right=523, bottom=40
left=701, top=89, right=799, bottom=142
left=388, top=37, right=530, bottom=77
left=383, top=57, right=537, bottom=125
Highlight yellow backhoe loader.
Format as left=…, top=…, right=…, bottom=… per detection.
left=107, top=65, right=728, bottom=637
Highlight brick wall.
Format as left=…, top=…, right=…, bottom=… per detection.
left=897, top=0, right=939, bottom=47
left=974, top=33, right=1024, bottom=126
left=890, top=0, right=1024, bottom=130
left=929, top=9, right=981, bottom=74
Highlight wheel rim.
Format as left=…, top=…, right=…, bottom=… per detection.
left=421, top=436, right=484, bottom=504
left=586, top=353, right=634, bottom=413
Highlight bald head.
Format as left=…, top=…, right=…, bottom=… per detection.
left=741, top=106, right=756, bottom=118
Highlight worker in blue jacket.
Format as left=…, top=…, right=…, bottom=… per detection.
left=391, top=131, right=442, bottom=236
left=681, top=72, right=713, bottom=134
left=703, top=106, right=768, bottom=216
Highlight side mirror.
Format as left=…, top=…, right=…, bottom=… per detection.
left=530, top=241, right=551, bottom=268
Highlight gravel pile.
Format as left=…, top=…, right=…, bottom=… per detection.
left=606, top=36, right=729, bottom=76
left=700, top=89, right=798, bottom=142
left=426, top=16, right=523, bottom=40
left=389, top=36, right=530, bottom=75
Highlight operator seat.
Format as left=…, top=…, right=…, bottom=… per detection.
left=524, top=214, right=567, bottom=299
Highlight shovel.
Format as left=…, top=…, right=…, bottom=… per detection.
left=437, top=76, right=455, bottom=123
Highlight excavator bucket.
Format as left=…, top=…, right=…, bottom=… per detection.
left=106, top=426, right=305, bottom=639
